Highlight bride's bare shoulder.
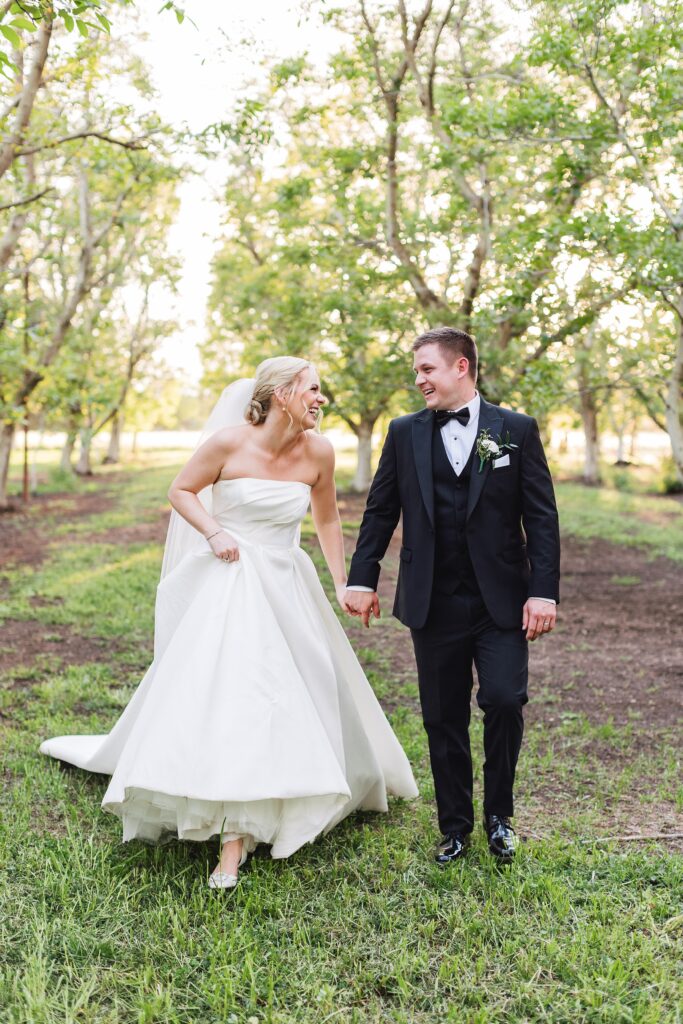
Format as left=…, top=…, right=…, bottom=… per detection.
left=205, top=424, right=252, bottom=452
left=306, top=429, right=333, bottom=449
left=306, top=430, right=335, bottom=466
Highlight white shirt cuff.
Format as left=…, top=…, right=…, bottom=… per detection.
left=346, top=585, right=374, bottom=592
left=530, top=597, right=556, bottom=604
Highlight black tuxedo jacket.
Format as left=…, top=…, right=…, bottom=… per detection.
left=347, top=399, right=561, bottom=630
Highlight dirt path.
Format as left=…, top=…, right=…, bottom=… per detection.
left=2, top=480, right=682, bottom=839
left=337, top=494, right=683, bottom=732
left=3, top=483, right=682, bottom=730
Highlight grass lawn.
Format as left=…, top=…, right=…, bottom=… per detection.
left=0, top=457, right=681, bottom=1023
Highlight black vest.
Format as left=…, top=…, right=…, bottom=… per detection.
left=432, top=422, right=479, bottom=595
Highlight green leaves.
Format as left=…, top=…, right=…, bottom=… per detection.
left=201, top=100, right=273, bottom=156
left=271, top=56, right=308, bottom=86
left=158, top=1, right=186, bottom=25
left=0, top=2, right=183, bottom=70
left=0, top=23, right=22, bottom=48
left=7, top=15, right=37, bottom=32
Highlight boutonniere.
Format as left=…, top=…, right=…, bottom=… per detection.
left=475, top=428, right=518, bottom=473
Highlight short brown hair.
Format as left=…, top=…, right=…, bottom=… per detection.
left=412, top=327, right=478, bottom=381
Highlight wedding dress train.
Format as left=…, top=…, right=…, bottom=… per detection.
left=40, top=478, right=418, bottom=857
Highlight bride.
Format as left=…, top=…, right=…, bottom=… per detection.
left=40, top=356, right=418, bottom=888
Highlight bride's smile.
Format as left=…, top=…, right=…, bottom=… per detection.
left=280, top=371, right=327, bottom=431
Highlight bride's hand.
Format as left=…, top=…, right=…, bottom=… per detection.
left=335, top=582, right=349, bottom=609
left=208, top=530, right=240, bottom=563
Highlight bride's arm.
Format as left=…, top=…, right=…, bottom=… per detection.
left=310, top=439, right=347, bottom=604
left=167, top=431, right=240, bottom=560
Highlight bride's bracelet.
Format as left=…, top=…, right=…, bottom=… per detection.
left=205, top=529, right=222, bottom=541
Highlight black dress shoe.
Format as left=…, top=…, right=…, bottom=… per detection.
left=484, top=815, right=517, bottom=860
left=435, top=832, right=469, bottom=865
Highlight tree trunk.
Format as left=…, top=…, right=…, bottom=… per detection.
left=29, top=421, right=44, bottom=493
left=578, top=380, right=601, bottom=485
left=60, top=428, right=77, bottom=472
left=0, top=17, right=53, bottom=182
left=610, top=407, right=628, bottom=464
left=103, top=411, right=122, bottom=464
left=74, top=427, right=94, bottom=476
left=627, top=417, right=638, bottom=461
left=0, top=205, right=29, bottom=272
left=351, top=419, right=375, bottom=493
left=577, top=327, right=601, bottom=485
left=607, top=400, right=632, bottom=464
left=664, top=309, right=683, bottom=487
left=0, top=421, right=16, bottom=509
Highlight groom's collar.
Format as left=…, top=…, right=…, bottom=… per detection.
left=473, top=396, right=504, bottom=433
left=455, top=391, right=480, bottom=420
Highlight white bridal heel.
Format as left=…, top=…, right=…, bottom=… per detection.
left=208, top=843, right=248, bottom=890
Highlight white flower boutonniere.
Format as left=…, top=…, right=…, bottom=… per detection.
left=475, top=428, right=518, bottom=473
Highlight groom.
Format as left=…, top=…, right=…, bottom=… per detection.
left=344, top=327, right=560, bottom=863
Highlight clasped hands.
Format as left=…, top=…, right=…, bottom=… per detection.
left=342, top=588, right=556, bottom=640
left=342, top=589, right=380, bottom=627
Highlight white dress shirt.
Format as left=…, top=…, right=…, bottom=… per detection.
left=439, top=392, right=480, bottom=476
left=347, top=393, right=555, bottom=604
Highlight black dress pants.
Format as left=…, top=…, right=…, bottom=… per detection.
left=410, top=587, right=528, bottom=836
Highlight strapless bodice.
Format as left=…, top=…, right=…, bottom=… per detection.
left=211, top=478, right=311, bottom=548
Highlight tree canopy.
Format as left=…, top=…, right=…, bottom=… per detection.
left=204, top=0, right=683, bottom=486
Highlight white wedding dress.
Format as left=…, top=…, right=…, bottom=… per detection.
left=40, top=478, right=418, bottom=857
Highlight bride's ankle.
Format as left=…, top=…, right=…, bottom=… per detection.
left=217, top=837, right=243, bottom=873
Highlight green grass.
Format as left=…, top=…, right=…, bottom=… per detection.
left=1, top=458, right=682, bottom=1023
left=556, top=484, right=683, bottom=562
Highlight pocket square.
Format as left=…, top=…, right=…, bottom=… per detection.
left=493, top=454, right=510, bottom=468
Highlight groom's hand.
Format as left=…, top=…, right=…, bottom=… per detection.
left=344, top=590, right=381, bottom=627
left=523, top=598, right=557, bottom=641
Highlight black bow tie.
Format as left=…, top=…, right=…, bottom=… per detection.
left=435, top=407, right=470, bottom=428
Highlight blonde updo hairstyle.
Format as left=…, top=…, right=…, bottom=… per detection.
left=245, top=356, right=321, bottom=431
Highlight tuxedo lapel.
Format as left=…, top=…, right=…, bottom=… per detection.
left=411, top=409, right=435, bottom=529
left=467, top=399, right=504, bottom=520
